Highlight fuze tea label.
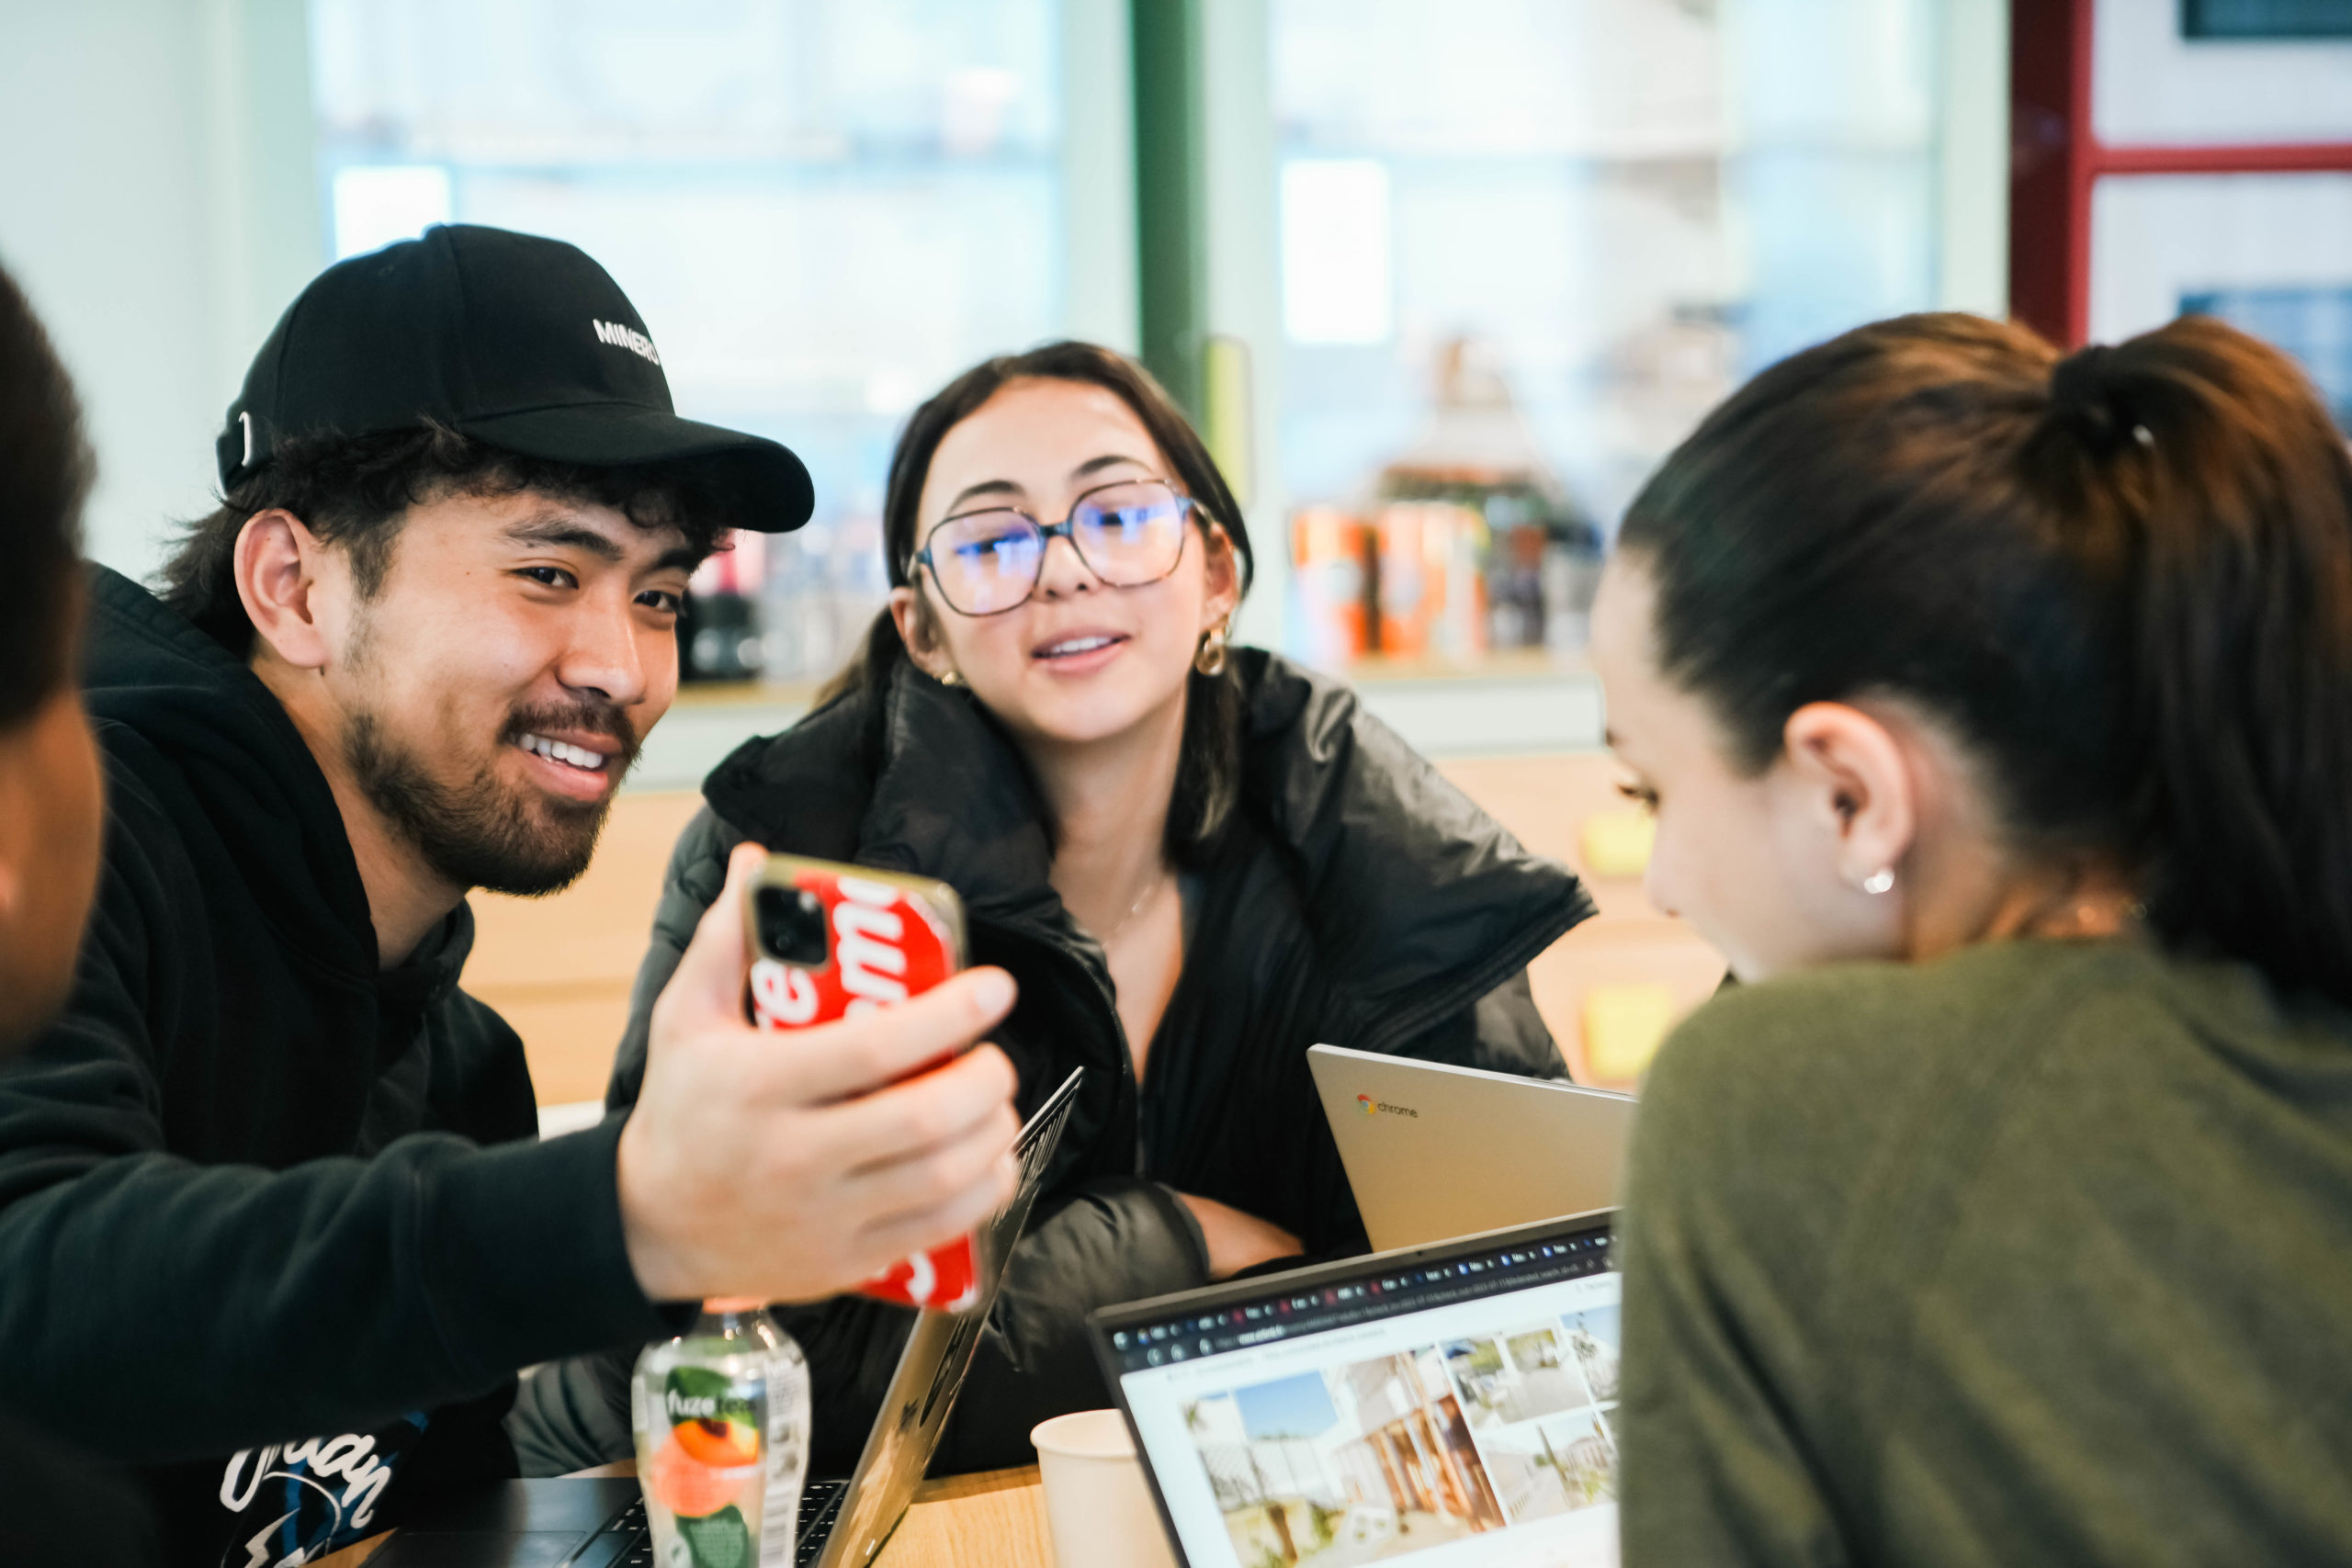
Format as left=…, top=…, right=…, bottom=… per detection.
left=665, top=1365, right=760, bottom=1438
left=645, top=1365, right=765, bottom=1568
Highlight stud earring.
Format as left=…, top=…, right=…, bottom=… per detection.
left=1194, top=620, right=1230, bottom=677
left=1860, top=867, right=1895, bottom=896
left=937, top=667, right=966, bottom=689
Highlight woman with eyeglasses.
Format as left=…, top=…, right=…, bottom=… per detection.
left=508, top=341, right=1592, bottom=1476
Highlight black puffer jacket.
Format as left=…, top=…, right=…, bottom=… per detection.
left=514, top=649, right=1592, bottom=1474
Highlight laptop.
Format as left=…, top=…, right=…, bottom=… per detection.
left=1307, top=1043, right=1637, bottom=1251
left=375, top=1066, right=1085, bottom=1568
left=1091, top=1210, right=1623, bottom=1568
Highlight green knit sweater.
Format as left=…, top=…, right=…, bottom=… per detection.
left=1618, top=938, right=2352, bottom=1565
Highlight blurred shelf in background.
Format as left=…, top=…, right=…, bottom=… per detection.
left=633, top=652, right=1605, bottom=794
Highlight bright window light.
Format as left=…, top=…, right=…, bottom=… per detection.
left=332, top=165, right=454, bottom=259
left=1282, top=159, right=1394, bottom=345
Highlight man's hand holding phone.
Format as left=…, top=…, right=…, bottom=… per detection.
left=616, top=843, right=1022, bottom=1304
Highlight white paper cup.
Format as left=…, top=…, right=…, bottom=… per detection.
left=1031, top=1409, right=1179, bottom=1568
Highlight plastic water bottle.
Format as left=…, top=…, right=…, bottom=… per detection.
left=753, top=1311, right=812, bottom=1568
left=633, top=1300, right=811, bottom=1568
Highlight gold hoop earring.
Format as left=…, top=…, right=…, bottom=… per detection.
left=1194, top=621, right=1229, bottom=677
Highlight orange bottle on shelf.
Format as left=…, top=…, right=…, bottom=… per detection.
left=1374, top=502, right=1487, bottom=660
left=1290, top=505, right=1371, bottom=667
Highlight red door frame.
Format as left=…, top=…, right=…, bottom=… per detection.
left=2007, top=0, right=2352, bottom=347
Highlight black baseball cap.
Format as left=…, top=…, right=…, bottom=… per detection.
left=217, top=224, right=814, bottom=531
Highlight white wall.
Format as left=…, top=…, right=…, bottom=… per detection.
left=2094, top=0, right=2352, bottom=146
left=0, top=0, right=322, bottom=581
left=1938, top=0, right=2007, bottom=318
left=1061, top=0, right=1141, bottom=355
left=1200, top=0, right=1288, bottom=650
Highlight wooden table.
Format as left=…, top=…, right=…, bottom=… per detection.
left=316, top=1465, right=1052, bottom=1567
left=872, top=1466, right=1052, bottom=1567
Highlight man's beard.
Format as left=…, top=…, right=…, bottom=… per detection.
left=344, top=701, right=640, bottom=898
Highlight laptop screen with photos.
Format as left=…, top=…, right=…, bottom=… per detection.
left=1095, top=1213, right=1621, bottom=1568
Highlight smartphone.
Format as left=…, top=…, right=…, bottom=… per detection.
left=743, top=854, right=981, bottom=1313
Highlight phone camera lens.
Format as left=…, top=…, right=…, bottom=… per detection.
left=754, top=886, right=830, bottom=966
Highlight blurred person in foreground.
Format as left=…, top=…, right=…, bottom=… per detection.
left=0, top=262, right=157, bottom=1565
left=0, top=226, right=1021, bottom=1566
left=512, top=342, right=1591, bottom=1475
left=1600, top=311, right=2352, bottom=1563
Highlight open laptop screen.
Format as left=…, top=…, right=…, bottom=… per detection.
left=1093, top=1213, right=1620, bottom=1568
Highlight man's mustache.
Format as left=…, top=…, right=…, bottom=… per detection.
left=503, top=703, right=643, bottom=774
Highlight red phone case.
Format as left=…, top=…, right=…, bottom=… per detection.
left=745, top=857, right=979, bottom=1313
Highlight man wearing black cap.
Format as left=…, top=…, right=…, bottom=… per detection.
left=0, top=226, right=1022, bottom=1564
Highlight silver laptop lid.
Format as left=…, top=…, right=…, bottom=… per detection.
left=813, top=1066, right=1083, bottom=1567
left=1306, top=1044, right=1635, bottom=1252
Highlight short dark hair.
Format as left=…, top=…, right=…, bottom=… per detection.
left=0, top=261, right=94, bottom=729
left=160, top=420, right=743, bottom=657
left=826, top=341, right=1254, bottom=864
left=1620, top=310, right=2352, bottom=1007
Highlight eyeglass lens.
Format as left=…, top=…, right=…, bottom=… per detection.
left=925, top=480, right=1189, bottom=615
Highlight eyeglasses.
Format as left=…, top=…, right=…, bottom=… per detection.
left=914, top=478, right=1194, bottom=616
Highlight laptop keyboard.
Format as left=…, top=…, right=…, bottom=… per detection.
left=596, top=1479, right=850, bottom=1566
left=795, top=1480, right=849, bottom=1564
left=606, top=1496, right=651, bottom=1566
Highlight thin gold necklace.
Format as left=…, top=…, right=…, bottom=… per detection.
left=1097, top=869, right=1170, bottom=949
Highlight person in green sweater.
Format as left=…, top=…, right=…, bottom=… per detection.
left=1592, top=310, right=2352, bottom=1564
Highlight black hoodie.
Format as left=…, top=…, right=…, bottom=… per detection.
left=0, top=569, right=675, bottom=1566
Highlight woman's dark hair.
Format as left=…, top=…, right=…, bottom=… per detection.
left=827, top=341, right=1256, bottom=864
left=0, top=262, right=94, bottom=729
left=159, top=420, right=741, bottom=657
left=1619, top=310, right=2352, bottom=1005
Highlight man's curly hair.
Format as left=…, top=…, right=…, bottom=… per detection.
left=160, top=419, right=742, bottom=656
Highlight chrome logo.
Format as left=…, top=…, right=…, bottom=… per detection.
left=1357, top=1094, right=1377, bottom=1117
